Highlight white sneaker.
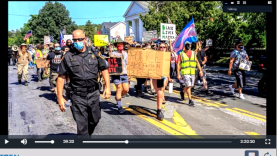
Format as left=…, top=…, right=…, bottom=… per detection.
left=197, top=80, right=201, bottom=85
left=239, top=94, right=245, bottom=99
left=229, top=85, right=235, bottom=94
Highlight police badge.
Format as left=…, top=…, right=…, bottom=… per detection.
left=91, top=54, right=95, bottom=59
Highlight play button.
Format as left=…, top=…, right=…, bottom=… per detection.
left=5, top=139, right=9, bottom=144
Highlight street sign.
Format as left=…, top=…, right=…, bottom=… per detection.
left=142, top=30, right=157, bottom=42
left=160, top=23, right=176, bottom=41
left=206, top=39, right=213, bottom=46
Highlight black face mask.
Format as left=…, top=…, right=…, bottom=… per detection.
left=238, top=45, right=243, bottom=49
left=185, top=44, right=190, bottom=50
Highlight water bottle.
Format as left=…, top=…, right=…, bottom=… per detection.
left=168, top=82, right=173, bottom=93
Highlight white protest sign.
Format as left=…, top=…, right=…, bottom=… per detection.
left=160, top=23, right=176, bottom=41
left=64, top=35, right=73, bottom=42
left=206, top=39, right=212, bottom=46
left=44, top=36, right=50, bottom=44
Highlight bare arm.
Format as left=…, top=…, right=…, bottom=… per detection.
left=177, top=60, right=181, bottom=76
left=229, top=58, right=235, bottom=71
left=202, top=56, right=207, bottom=65
left=57, top=75, right=66, bottom=99
left=246, top=55, right=249, bottom=61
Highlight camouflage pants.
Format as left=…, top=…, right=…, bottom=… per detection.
left=17, top=64, right=29, bottom=81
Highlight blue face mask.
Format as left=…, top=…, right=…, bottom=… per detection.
left=55, top=47, right=61, bottom=51
left=74, top=42, right=84, bottom=50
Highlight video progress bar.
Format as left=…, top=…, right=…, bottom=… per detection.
left=129, top=141, right=232, bottom=143
left=82, top=141, right=232, bottom=144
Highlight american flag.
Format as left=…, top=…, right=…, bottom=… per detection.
left=49, top=34, right=54, bottom=42
left=23, top=30, right=32, bottom=41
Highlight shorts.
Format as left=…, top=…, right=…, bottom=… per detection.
left=51, top=72, right=59, bottom=86
left=181, top=75, right=195, bottom=87
left=196, top=68, right=207, bottom=80
left=111, top=74, right=128, bottom=85
left=234, top=69, right=246, bottom=88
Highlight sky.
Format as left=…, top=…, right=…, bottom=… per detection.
left=8, top=1, right=132, bottom=31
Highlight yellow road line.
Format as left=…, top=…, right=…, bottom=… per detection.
left=123, top=107, right=185, bottom=136
left=134, top=106, right=202, bottom=138
left=232, top=108, right=266, bottom=119
left=244, top=132, right=264, bottom=139
left=225, top=108, right=266, bottom=122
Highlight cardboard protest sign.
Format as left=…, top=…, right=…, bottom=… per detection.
left=160, top=23, right=176, bottom=41
left=206, top=39, right=212, bottom=46
left=104, top=57, right=123, bottom=75
left=35, top=58, right=47, bottom=68
left=44, top=36, right=50, bottom=44
left=125, top=36, right=133, bottom=44
left=94, top=35, right=109, bottom=46
left=142, top=30, right=157, bottom=42
left=127, top=48, right=170, bottom=79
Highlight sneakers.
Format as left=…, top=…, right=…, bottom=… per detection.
left=118, top=107, right=126, bottom=114
left=188, top=100, right=195, bottom=106
left=239, top=94, right=245, bottom=100
left=205, top=90, right=213, bottom=95
left=180, top=91, right=185, bottom=101
left=24, top=81, right=28, bottom=86
left=156, top=109, right=164, bottom=121
left=229, top=85, right=235, bottom=94
left=18, top=80, right=21, bottom=84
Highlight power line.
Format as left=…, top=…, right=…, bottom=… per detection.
left=8, top=14, right=123, bottom=19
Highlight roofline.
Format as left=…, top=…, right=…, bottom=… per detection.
left=123, top=1, right=148, bottom=18
left=123, top=1, right=134, bottom=18
left=109, top=21, right=126, bottom=30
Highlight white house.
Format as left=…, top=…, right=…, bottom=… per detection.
left=101, top=21, right=132, bottom=42
left=123, top=1, right=149, bottom=43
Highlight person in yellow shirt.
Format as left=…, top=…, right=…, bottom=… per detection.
left=34, top=44, right=44, bottom=82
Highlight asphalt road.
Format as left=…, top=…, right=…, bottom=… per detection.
left=8, top=65, right=266, bottom=137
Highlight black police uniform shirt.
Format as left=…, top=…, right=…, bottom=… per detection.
left=47, top=51, right=63, bottom=73
left=58, top=47, right=108, bottom=89
left=196, top=50, right=206, bottom=67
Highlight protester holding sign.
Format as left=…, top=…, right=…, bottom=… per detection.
left=34, top=44, right=44, bottom=82
left=109, top=38, right=129, bottom=114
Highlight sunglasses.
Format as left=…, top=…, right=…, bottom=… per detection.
left=159, top=47, right=167, bottom=49
left=72, top=38, right=85, bottom=42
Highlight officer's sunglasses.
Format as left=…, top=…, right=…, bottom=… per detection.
left=72, top=38, right=85, bottom=42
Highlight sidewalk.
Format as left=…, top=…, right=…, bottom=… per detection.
left=205, top=66, right=263, bottom=78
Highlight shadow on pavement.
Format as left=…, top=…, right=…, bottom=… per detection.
left=30, top=74, right=38, bottom=82
left=37, top=86, right=51, bottom=91
left=39, top=93, right=57, bottom=103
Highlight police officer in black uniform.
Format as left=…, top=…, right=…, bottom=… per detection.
left=56, top=29, right=111, bottom=135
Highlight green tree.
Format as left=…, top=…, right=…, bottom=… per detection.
left=140, top=1, right=266, bottom=49
left=27, top=1, right=74, bottom=43
left=84, top=20, right=95, bottom=42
